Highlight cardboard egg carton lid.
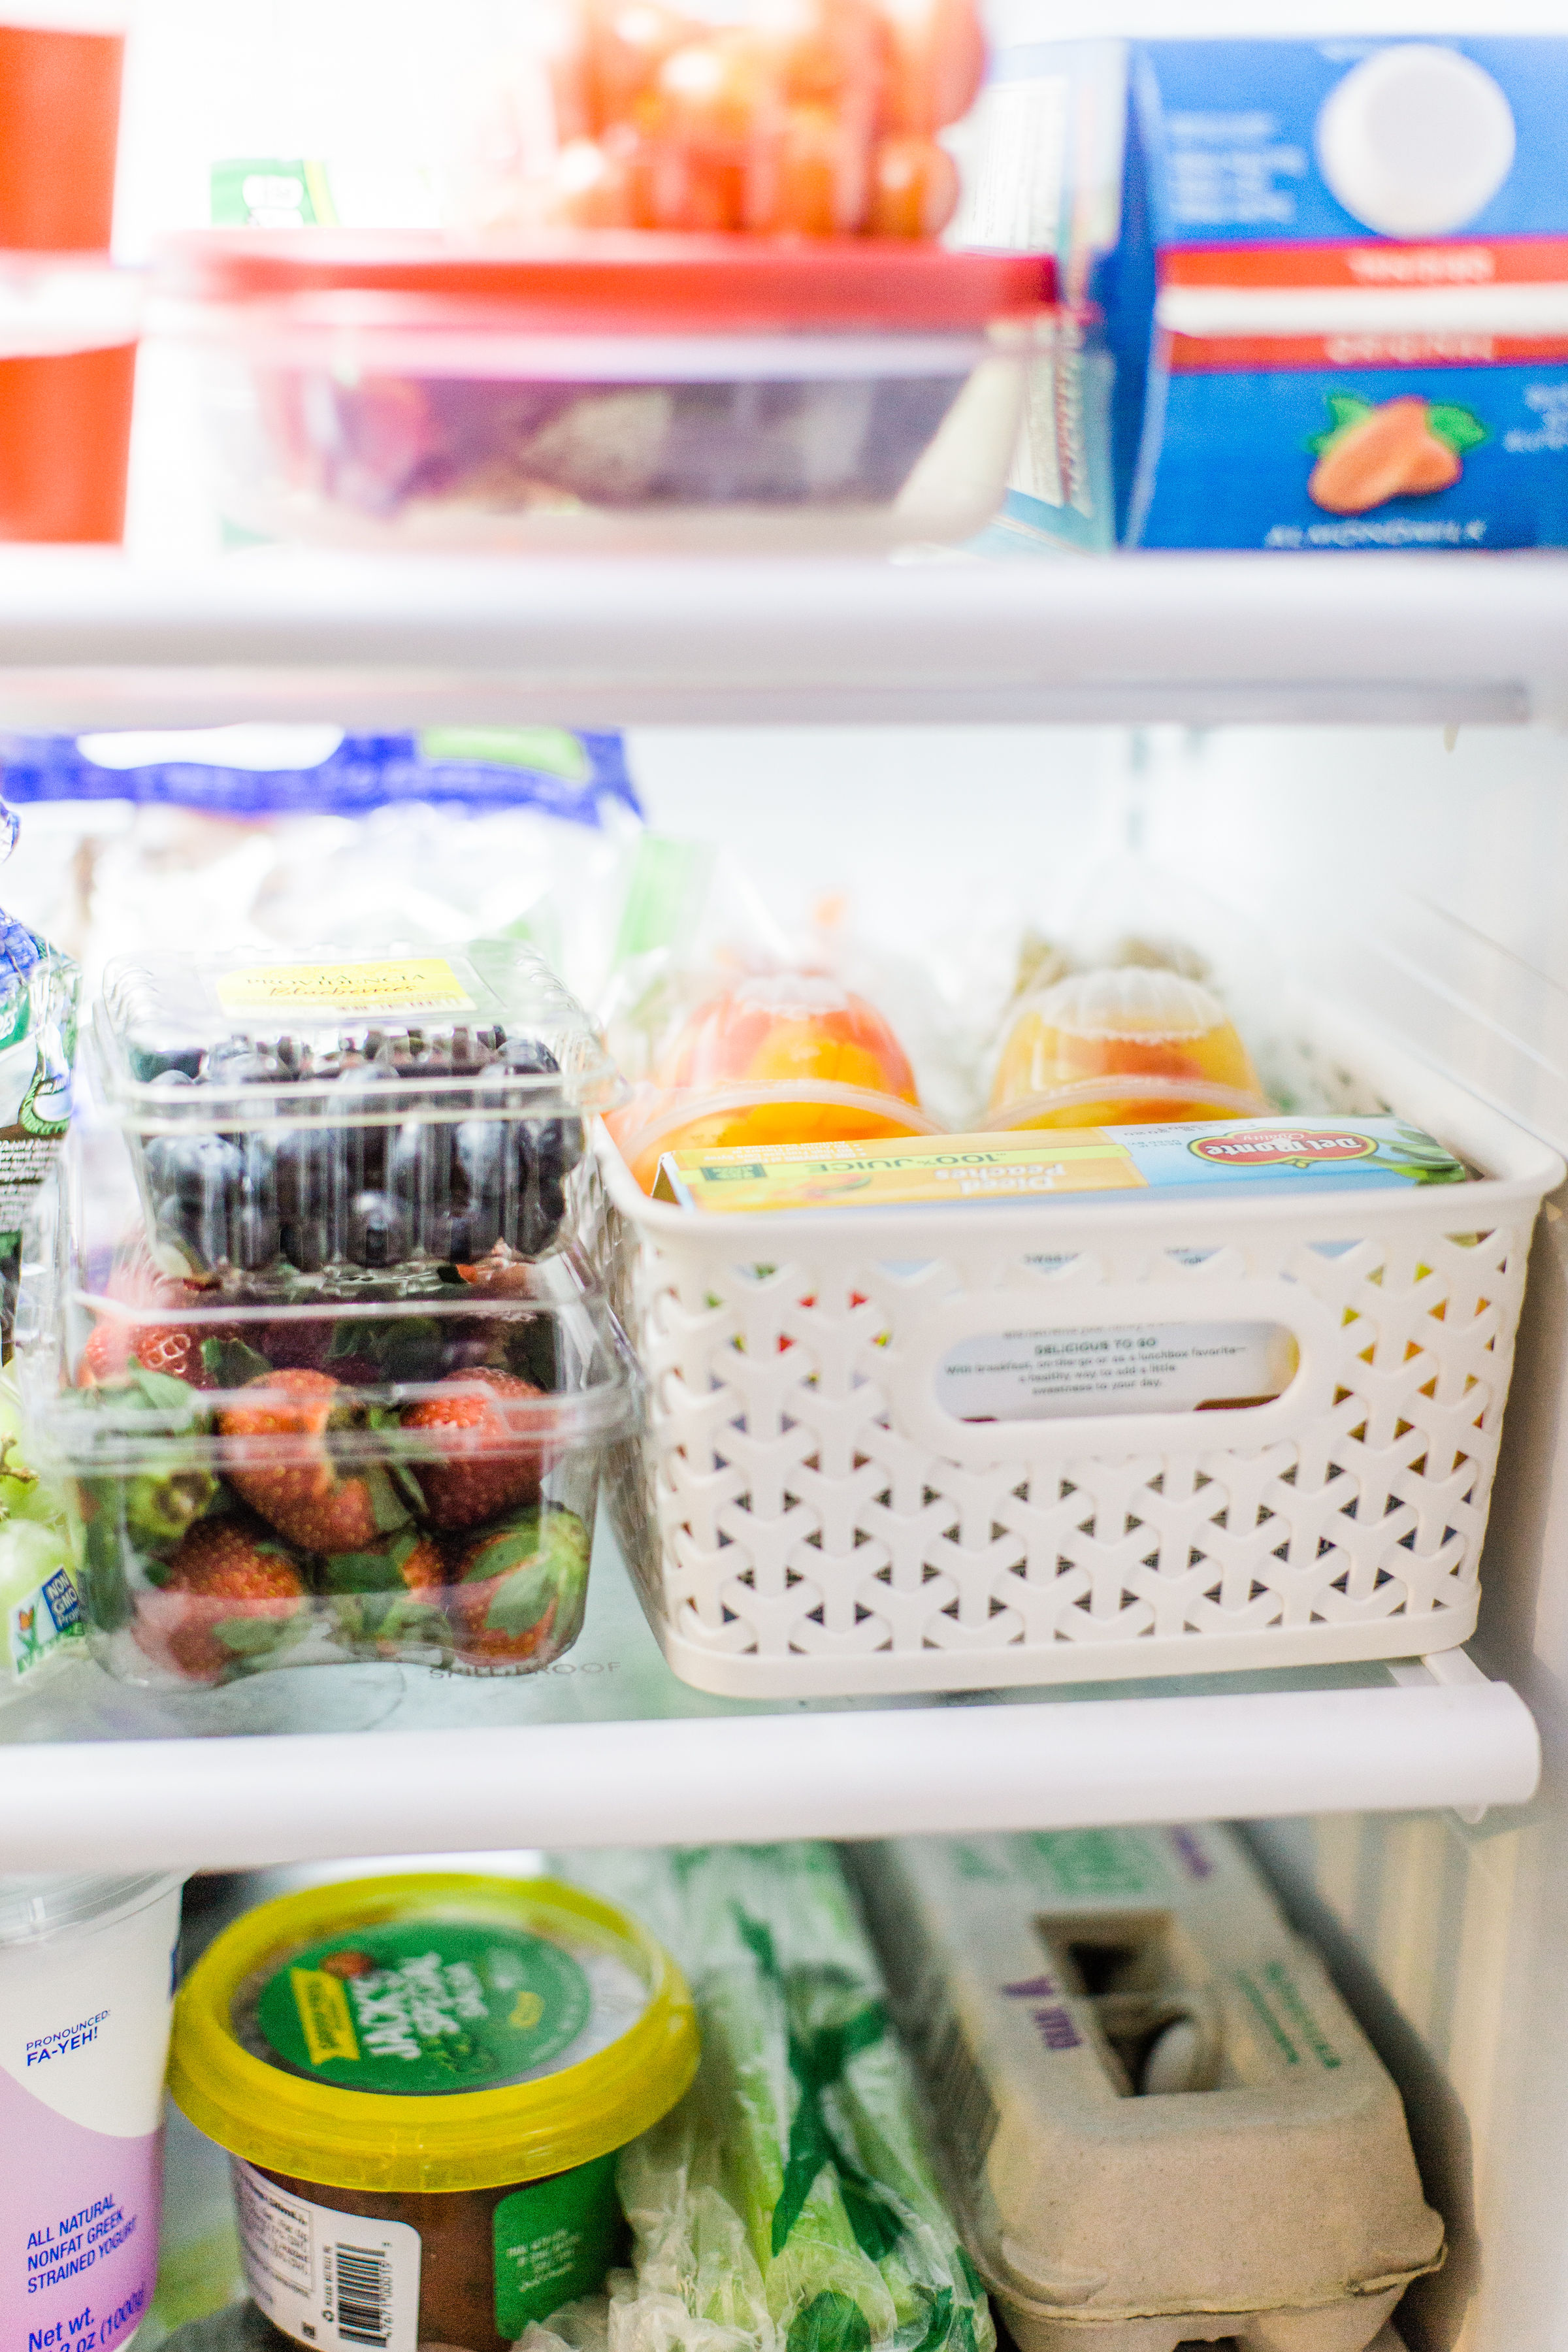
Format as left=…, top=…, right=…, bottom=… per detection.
left=849, top=1825, right=1444, bottom=2352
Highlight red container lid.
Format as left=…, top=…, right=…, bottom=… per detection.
left=161, top=229, right=1055, bottom=332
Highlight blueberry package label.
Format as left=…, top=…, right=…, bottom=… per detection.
left=234, top=2163, right=421, bottom=2352
left=215, top=956, right=477, bottom=1019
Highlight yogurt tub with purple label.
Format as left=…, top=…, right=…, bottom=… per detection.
left=0, top=1871, right=184, bottom=2352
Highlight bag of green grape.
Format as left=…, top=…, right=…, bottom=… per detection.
left=530, top=1844, right=993, bottom=2352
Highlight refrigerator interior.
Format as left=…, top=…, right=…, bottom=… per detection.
left=7, top=717, right=1567, bottom=2352
left=9, top=1, right=1568, bottom=2349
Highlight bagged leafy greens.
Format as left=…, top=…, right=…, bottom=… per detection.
left=532, top=1843, right=993, bottom=2352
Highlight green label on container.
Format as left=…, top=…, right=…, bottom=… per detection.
left=493, top=2151, right=622, bottom=2338
left=210, top=157, right=334, bottom=228
left=256, top=1921, right=592, bottom=2094
left=1024, top=1828, right=1162, bottom=1899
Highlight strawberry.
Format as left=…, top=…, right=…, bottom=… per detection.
left=444, top=1504, right=589, bottom=1666
left=321, top=1529, right=445, bottom=1597
left=78, top=1313, right=234, bottom=1390
left=78, top=1320, right=131, bottom=1384
left=319, top=1529, right=449, bottom=1659
left=135, top=1517, right=307, bottom=1683
left=256, top=1318, right=378, bottom=1385
left=136, top=1324, right=225, bottom=1387
left=218, top=1368, right=412, bottom=1553
left=399, top=1368, right=544, bottom=1531
left=456, top=1254, right=535, bottom=1296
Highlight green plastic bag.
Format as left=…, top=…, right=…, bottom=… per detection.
left=534, top=1845, right=993, bottom=2352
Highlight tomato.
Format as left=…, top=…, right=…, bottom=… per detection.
left=637, top=33, right=786, bottom=230
left=866, top=133, right=959, bottom=237
left=540, top=133, right=640, bottom=226
left=762, top=102, right=872, bottom=235
left=583, top=0, right=695, bottom=129
left=874, top=0, right=985, bottom=135
left=750, top=0, right=885, bottom=113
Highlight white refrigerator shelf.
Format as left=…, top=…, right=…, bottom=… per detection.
left=0, top=546, right=1565, bottom=727
left=0, top=1546, right=1538, bottom=1874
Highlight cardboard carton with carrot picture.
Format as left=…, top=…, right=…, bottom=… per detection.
left=968, top=35, right=1568, bottom=551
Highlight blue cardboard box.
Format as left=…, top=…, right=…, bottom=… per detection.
left=968, top=37, right=1568, bottom=551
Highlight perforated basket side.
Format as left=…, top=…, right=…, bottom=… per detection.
left=597, top=1019, right=1563, bottom=1700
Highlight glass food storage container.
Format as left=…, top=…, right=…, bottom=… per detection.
left=157, top=230, right=1056, bottom=552
left=91, top=937, right=623, bottom=1285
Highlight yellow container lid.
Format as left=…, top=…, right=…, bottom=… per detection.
left=169, top=1871, right=698, bottom=2194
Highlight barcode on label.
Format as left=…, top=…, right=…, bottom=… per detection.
left=333, top=2245, right=391, bottom=2347
left=925, top=2008, right=1000, bottom=2166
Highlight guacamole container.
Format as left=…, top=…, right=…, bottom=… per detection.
left=169, top=1872, right=698, bottom=2352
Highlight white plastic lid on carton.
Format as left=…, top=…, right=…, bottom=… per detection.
left=1316, top=43, right=1517, bottom=237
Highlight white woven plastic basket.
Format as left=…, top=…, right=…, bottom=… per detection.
left=600, top=1009, right=1564, bottom=1698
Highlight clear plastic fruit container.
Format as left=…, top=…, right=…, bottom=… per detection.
left=157, top=230, right=1056, bottom=552
left=987, top=966, right=1273, bottom=1132
left=33, top=1141, right=644, bottom=1686
left=604, top=968, right=941, bottom=1192
left=91, top=937, right=624, bottom=1284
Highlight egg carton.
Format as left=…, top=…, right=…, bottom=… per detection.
left=848, top=1824, right=1445, bottom=2352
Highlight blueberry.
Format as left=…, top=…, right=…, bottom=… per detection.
left=202, top=1040, right=273, bottom=1086
left=275, top=1130, right=332, bottom=1222
left=453, top=1120, right=504, bottom=1200
left=336, top=1062, right=397, bottom=1197
left=143, top=1133, right=247, bottom=1269
left=453, top=1201, right=504, bottom=1261
left=231, top=1203, right=283, bottom=1271
left=388, top=1123, right=449, bottom=1203
left=130, top=1044, right=203, bottom=1083
left=280, top=1218, right=331, bottom=1275
left=531, top=1115, right=584, bottom=1177
left=508, top=1171, right=567, bottom=1258
left=144, top=1132, right=244, bottom=1209
left=346, top=1190, right=412, bottom=1269
left=155, top=1194, right=229, bottom=1272
left=502, top=1036, right=561, bottom=1077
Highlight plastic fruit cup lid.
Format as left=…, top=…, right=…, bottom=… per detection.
left=159, top=229, right=1056, bottom=331
left=168, top=1872, right=698, bottom=2193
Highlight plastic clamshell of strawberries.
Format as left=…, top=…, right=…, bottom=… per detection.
left=987, top=966, right=1273, bottom=1132
left=42, top=1256, right=642, bottom=1688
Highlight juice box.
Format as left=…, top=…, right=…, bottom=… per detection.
left=964, top=35, right=1568, bottom=552
left=652, top=1115, right=1469, bottom=1214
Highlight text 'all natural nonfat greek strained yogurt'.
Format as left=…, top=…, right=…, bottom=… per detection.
left=0, top=1871, right=184, bottom=2352
left=169, top=1872, right=698, bottom=2352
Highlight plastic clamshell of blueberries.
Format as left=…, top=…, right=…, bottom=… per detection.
left=36, top=1245, right=644, bottom=1687
left=91, top=938, right=626, bottom=1284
